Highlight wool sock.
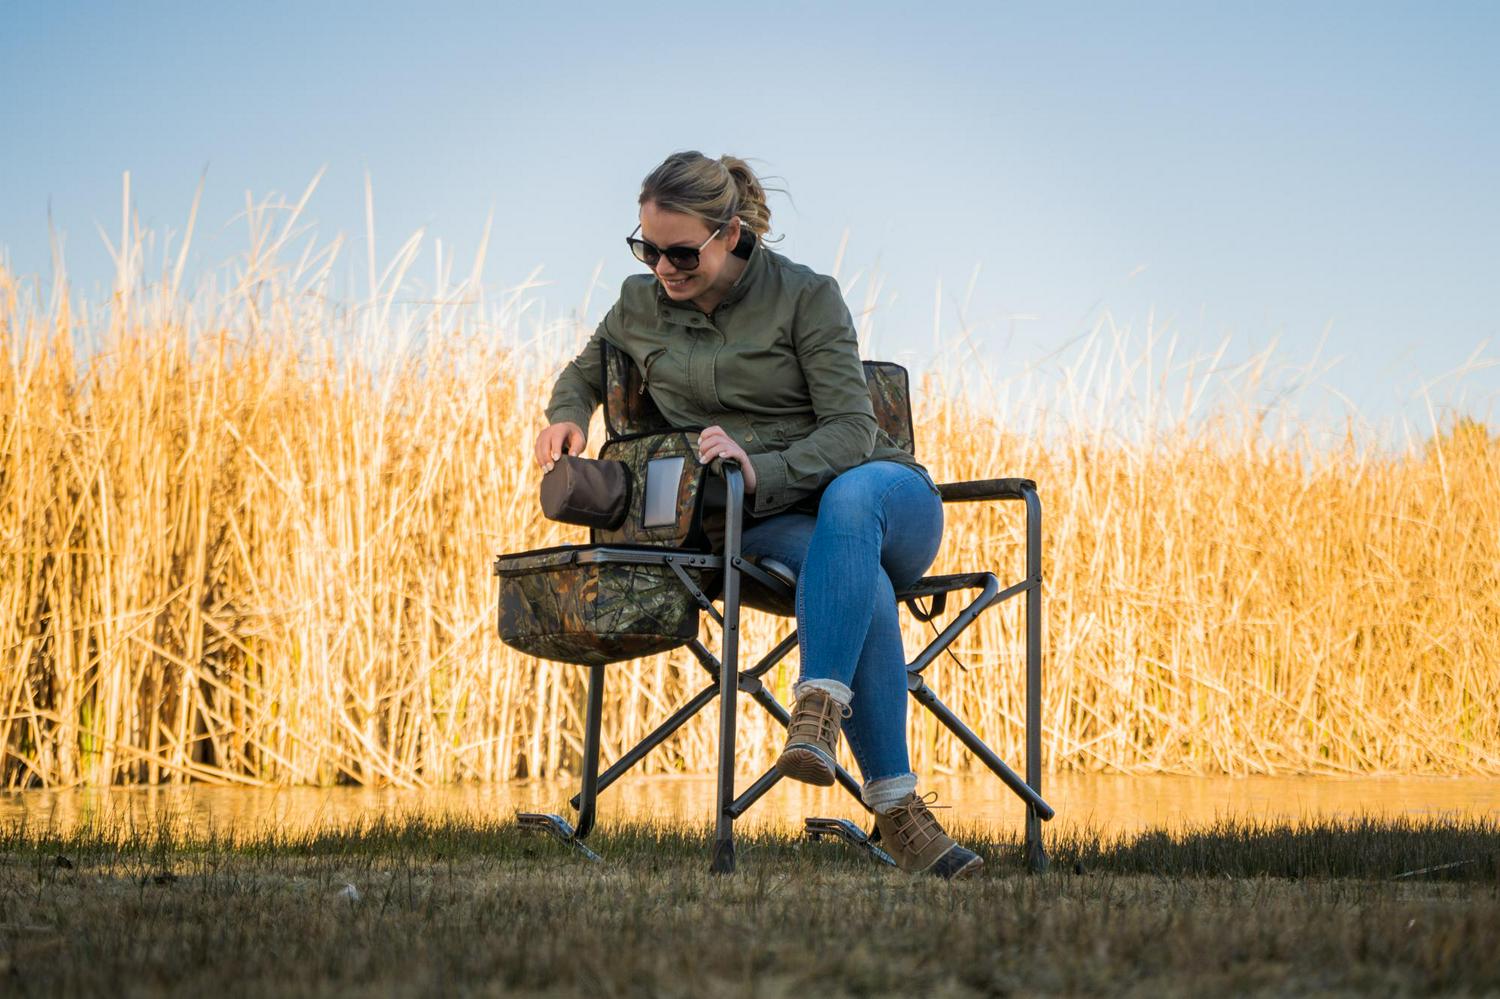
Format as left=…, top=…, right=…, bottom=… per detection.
left=863, top=773, right=919, bottom=813
left=792, top=678, right=852, bottom=706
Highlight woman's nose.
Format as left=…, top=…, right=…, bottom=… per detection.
left=652, top=256, right=679, bottom=277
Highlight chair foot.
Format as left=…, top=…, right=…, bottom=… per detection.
left=516, top=812, right=602, bottom=862
left=710, top=837, right=736, bottom=874
left=805, top=817, right=897, bottom=867
left=1025, top=834, right=1050, bottom=874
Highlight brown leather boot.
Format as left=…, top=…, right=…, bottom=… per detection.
left=774, top=688, right=850, bottom=786
left=874, top=792, right=984, bottom=879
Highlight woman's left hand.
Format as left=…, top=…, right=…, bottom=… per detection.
left=697, top=425, right=757, bottom=493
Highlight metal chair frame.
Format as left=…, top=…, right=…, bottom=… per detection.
left=504, top=350, right=1054, bottom=874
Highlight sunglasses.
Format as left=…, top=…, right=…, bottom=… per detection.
left=626, top=223, right=725, bottom=271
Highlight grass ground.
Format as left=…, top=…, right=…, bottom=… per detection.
left=1, top=815, right=1496, bottom=996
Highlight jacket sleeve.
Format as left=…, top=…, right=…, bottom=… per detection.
left=543, top=301, right=619, bottom=437
left=747, top=278, right=877, bottom=516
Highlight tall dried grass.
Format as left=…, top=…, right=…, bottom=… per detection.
left=2, top=184, right=1497, bottom=786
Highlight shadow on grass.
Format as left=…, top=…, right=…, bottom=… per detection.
left=4, top=813, right=1498, bottom=995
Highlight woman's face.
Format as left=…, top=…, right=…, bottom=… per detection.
left=638, top=201, right=737, bottom=302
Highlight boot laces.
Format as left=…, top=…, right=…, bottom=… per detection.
left=789, top=690, right=851, bottom=745
left=888, top=791, right=950, bottom=852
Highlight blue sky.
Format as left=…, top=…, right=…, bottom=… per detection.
left=3, top=1, right=1497, bottom=427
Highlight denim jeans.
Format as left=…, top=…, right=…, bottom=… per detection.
left=741, top=461, right=944, bottom=791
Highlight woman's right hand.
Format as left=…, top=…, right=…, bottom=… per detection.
left=534, top=422, right=586, bottom=472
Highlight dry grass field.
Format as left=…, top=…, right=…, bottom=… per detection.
left=1, top=814, right=1496, bottom=996
left=3, top=190, right=1498, bottom=787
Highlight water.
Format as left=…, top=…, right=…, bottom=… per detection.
left=4, top=774, right=1498, bottom=840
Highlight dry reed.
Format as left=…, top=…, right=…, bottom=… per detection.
left=2, top=185, right=1497, bottom=787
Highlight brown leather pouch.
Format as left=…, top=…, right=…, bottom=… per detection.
left=540, top=455, right=630, bottom=529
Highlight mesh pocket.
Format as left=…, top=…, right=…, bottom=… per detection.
left=494, top=545, right=703, bottom=667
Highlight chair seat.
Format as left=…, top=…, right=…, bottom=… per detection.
left=739, top=556, right=798, bottom=616
left=732, top=559, right=994, bottom=619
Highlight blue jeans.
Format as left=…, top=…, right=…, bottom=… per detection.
left=741, top=461, right=944, bottom=788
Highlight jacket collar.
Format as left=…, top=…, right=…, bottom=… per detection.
left=656, top=232, right=763, bottom=317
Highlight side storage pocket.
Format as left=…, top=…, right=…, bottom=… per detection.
left=494, top=545, right=702, bottom=667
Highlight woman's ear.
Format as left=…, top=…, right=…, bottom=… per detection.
left=724, top=216, right=742, bottom=243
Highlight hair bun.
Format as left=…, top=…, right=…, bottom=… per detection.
left=639, top=151, right=776, bottom=240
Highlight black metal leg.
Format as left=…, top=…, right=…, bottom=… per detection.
left=556, top=616, right=809, bottom=844
left=727, top=766, right=782, bottom=819
left=516, top=663, right=607, bottom=860
left=547, top=630, right=801, bottom=847
left=573, top=663, right=607, bottom=840
left=1023, top=486, right=1048, bottom=872
left=568, top=681, right=719, bottom=811
left=909, top=677, right=1054, bottom=821
left=906, top=575, right=999, bottom=675
left=711, top=468, right=746, bottom=874
left=806, top=818, right=897, bottom=866
left=746, top=631, right=799, bottom=679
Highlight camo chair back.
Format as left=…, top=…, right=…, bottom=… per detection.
left=602, top=340, right=674, bottom=439
left=862, top=360, right=916, bottom=457
left=602, top=340, right=914, bottom=452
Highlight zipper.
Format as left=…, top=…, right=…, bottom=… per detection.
left=639, top=349, right=668, bottom=395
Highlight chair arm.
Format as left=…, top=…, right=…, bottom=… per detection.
left=936, top=477, right=1037, bottom=503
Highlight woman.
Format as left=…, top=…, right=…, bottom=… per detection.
left=534, top=151, right=981, bottom=879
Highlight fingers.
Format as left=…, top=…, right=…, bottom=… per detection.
left=547, top=429, right=563, bottom=470
left=694, top=428, right=755, bottom=492
left=536, top=423, right=584, bottom=473
left=697, top=427, right=747, bottom=467
left=697, top=426, right=731, bottom=464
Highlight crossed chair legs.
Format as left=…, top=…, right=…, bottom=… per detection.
left=516, top=568, right=1054, bottom=875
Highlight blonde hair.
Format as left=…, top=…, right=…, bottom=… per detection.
left=639, top=151, right=777, bottom=241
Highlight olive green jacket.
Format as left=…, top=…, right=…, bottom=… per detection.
left=545, top=238, right=926, bottom=517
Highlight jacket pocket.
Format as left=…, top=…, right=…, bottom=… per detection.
left=636, top=348, right=672, bottom=398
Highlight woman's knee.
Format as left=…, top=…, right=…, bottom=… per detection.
left=817, top=465, right=895, bottom=532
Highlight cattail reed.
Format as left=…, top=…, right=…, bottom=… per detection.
left=2, top=190, right=1496, bottom=787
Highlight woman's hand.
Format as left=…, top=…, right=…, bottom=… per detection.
left=697, top=425, right=757, bottom=493
left=535, top=422, right=585, bottom=472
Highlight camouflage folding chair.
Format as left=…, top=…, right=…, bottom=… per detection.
left=494, top=342, right=1054, bottom=873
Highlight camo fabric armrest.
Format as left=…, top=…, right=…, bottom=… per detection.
left=936, top=478, right=1037, bottom=503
